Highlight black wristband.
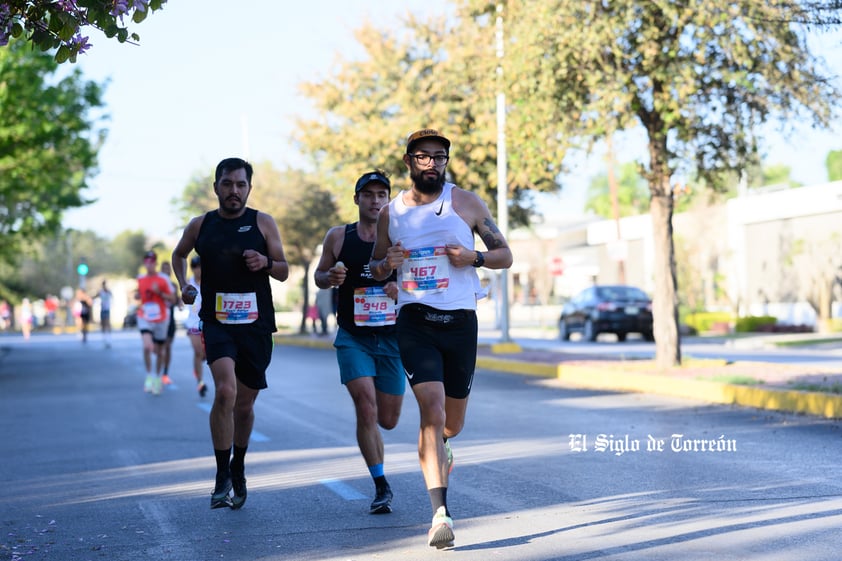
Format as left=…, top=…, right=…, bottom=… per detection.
left=264, top=257, right=273, bottom=272
left=472, top=250, right=485, bottom=268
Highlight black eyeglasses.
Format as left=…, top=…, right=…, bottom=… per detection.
left=408, top=153, right=449, bottom=166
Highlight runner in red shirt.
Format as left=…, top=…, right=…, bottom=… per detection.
left=136, top=251, right=176, bottom=395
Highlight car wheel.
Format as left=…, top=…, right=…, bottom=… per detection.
left=584, top=319, right=597, bottom=342
left=559, top=319, right=570, bottom=341
left=616, top=332, right=627, bottom=342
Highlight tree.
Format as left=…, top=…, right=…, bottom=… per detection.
left=171, top=170, right=218, bottom=228
left=491, top=0, right=841, bottom=367
left=827, top=149, right=842, bottom=181
left=110, top=229, right=151, bottom=277
left=294, top=12, right=563, bottom=227
left=0, top=227, right=137, bottom=303
left=0, top=0, right=167, bottom=63
left=0, top=38, right=105, bottom=267
left=585, top=162, right=650, bottom=218
left=247, top=165, right=339, bottom=334
left=751, top=164, right=799, bottom=189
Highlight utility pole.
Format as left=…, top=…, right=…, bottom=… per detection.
left=495, top=2, right=513, bottom=344
left=606, top=135, right=626, bottom=284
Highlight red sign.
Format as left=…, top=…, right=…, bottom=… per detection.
left=549, top=256, right=564, bottom=276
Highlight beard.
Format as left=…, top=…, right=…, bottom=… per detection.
left=410, top=168, right=445, bottom=195
left=219, top=194, right=245, bottom=215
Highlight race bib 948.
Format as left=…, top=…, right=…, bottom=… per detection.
left=353, top=287, right=396, bottom=326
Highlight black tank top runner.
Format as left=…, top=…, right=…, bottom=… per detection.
left=336, top=223, right=396, bottom=337
left=195, top=208, right=276, bottom=332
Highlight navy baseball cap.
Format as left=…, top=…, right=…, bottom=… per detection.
left=354, top=171, right=391, bottom=193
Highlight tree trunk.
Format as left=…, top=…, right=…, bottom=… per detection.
left=298, top=261, right=312, bottom=335
left=650, top=187, right=681, bottom=368
left=817, top=278, right=833, bottom=333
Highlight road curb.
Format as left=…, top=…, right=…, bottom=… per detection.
left=275, top=335, right=842, bottom=419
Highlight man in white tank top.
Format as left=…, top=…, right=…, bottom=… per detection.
left=370, top=129, right=513, bottom=549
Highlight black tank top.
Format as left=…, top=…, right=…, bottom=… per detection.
left=336, top=223, right=396, bottom=336
left=195, top=208, right=276, bottom=332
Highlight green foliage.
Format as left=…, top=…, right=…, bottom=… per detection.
left=1, top=0, right=167, bottom=63
left=683, top=311, right=733, bottom=334
left=171, top=169, right=217, bottom=228
left=584, top=161, right=650, bottom=218
left=734, top=315, right=778, bottom=333
left=174, top=161, right=339, bottom=269
left=756, top=164, right=799, bottom=188
left=0, top=38, right=106, bottom=265
left=293, top=11, right=555, bottom=227
left=827, top=149, right=842, bottom=181
left=0, top=227, right=148, bottom=301
left=110, top=229, right=151, bottom=277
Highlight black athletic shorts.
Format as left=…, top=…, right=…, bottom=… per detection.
left=396, top=303, right=477, bottom=399
left=201, top=321, right=274, bottom=390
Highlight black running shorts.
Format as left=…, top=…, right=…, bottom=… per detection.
left=201, top=321, right=274, bottom=390
left=396, top=303, right=477, bottom=399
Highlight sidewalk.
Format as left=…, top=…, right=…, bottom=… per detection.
left=275, top=328, right=842, bottom=421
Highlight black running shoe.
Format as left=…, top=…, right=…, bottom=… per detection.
left=230, top=468, right=247, bottom=510
left=370, top=482, right=393, bottom=514
left=210, top=474, right=232, bottom=509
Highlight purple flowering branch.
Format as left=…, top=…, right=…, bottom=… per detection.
left=0, top=0, right=166, bottom=62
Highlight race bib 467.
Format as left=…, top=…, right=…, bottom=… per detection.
left=400, top=246, right=450, bottom=294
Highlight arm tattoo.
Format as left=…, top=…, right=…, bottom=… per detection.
left=480, top=217, right=505, bottom=249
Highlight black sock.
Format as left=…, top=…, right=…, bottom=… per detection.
left=428, top=487, right=448, bottom=516
left=230, top=444, right=247, bottom=473
left=374, top=475, right=388, bottom=490
left=214, top=448, right=231, bottom=479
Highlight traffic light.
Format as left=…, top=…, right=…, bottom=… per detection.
left=77, top=258, right=89, bottom=289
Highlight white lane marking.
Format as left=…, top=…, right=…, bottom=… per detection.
left=320, top=479, right=366, bottom=500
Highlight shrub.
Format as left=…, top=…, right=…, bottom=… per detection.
left=734, top=315, right=777, bottom=332
left=684, top=311, right=733, bottom=333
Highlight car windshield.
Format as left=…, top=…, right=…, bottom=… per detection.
left=596, top=286, right=649, bottom=301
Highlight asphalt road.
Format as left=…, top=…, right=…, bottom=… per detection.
left=3, top=330, right=842, bottom=560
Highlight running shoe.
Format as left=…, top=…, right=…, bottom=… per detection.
left=144, top=375, right=154, bottom=393
left=370, top=482, right=393, bottom=514
left=230, top=466, right=247, bottom=510
left=197, top=381, right=208, bottom=398
left=161, top=374, right=172, bottom=385
left=427, top=506, right=454, bottom=549
left=210, top=475, right=233, bottom=509
left=444, top=439, right=454, bottom=474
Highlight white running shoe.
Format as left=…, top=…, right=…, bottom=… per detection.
left=427, top=506, right=454, bottom=549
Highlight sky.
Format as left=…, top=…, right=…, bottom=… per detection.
left=62, top=1, right=842, bottom=240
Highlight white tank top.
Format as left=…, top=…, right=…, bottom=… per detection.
left=388, top=183, right=480, bottom=311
